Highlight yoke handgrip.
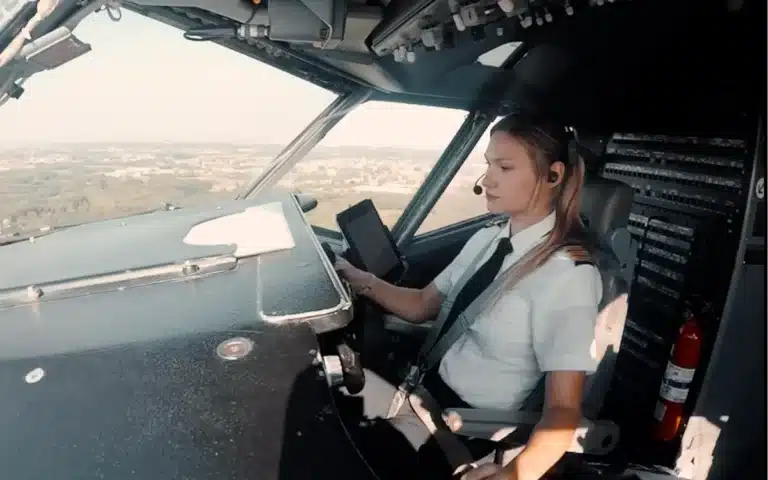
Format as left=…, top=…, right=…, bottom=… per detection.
left=321, top=241, right=337, bottom=265
left=337, top=343, right=365, bottom=395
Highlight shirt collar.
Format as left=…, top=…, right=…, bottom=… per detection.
left=498, top=211, right=556, bottom=253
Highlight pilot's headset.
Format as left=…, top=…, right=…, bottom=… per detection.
left=473, top=113, right=582, bottom=195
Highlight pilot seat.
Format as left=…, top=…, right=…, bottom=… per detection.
left=444, top=176, right=637, bottom=475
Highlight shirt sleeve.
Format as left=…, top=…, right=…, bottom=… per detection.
left=532, top=263, right=603, bottom=373
left=432, top=228, right=491, bottom=296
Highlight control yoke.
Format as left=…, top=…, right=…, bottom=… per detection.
left=320, top=241, right=365, bottom=395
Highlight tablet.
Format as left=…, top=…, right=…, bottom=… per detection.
left=336, top=199, right=405, bottom=283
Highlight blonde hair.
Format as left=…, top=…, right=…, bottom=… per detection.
left=489, top=114, right=590, bottom=292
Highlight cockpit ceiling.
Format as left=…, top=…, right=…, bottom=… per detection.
left=119, top=0, right=758, bottom=110
left=119, top=0, right=531, bottom=97
left=1, top=0, right=761, bottom=117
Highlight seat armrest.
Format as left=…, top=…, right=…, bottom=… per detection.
left=382, top=314, right=432, bottom=337
left=446, top=408, right=620, bottom=455
left=607, top=226, right=638, bottom=289
left=446, top=408, right=540, bottom=440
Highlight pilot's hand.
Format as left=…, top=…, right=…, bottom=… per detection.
left=459, top=463, right=506, bottom=480
left=333, top=255, right=356, bottom=275
left=334, top=256, right=375, bottom=293
left=442, top=410, right=463, bottom=432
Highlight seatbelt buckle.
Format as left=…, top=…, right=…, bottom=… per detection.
left=385, top=388, right=408, bottom=419
left=385, top=364, right=423, bottom=419
left=403, top=363, right=424, bottom=390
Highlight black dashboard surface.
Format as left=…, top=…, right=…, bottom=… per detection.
left=0, top=191, right=370, bottom=479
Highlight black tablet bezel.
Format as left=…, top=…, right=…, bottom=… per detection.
left=335, top=199, right=405, bottom=284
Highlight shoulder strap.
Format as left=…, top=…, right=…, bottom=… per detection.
left=418, top=227, right=575, bottom=375
left=417, top=230, right=499, bottom=363
left=419, top=263, right=518, bottom=372
left=418, top=233, right=546, bottom=373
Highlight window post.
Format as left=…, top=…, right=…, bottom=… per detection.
left=237, top=87, right=372, bottom=200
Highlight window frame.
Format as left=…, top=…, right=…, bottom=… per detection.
left=300, top=105, right=495, bottom=244
left=389, top=109, right=496, bottom=248
left=247, top=38, right=529, bottom=244
left=406, top=114, right=509, bottom=240
left=237, top=89, right=368, bottom=201
left=388, top=40, right=531, bottom=247
left=266, top=94, right=475, bottom=237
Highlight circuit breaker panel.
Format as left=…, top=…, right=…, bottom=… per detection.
left=598, top=121, right=759, bottom=462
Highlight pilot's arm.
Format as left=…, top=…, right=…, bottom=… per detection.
left=334, top=227, right=490, bottom=324
left=334, top=255, right=444, bottom=323
left=460, top=367, right=586, bottom=480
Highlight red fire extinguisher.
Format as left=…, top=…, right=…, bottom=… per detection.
left=653, top=304, right=704, bottom=441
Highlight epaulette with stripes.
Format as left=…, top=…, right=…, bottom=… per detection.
left=561, top=243, right=594, bottom=267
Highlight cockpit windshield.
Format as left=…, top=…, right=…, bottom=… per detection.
left=0, top=10, right=337, bottom=239
left=0, top=9, right=496, bottom=242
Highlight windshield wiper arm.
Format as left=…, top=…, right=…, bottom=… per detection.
left=0, top=225, right=66, bottom=246
left=0, top=202, right=184, bottom=247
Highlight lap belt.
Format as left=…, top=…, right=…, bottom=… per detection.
left=407, top=385, right=476, bottom=472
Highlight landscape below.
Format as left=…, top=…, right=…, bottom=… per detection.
left=0, top=142, right=490, bottom=236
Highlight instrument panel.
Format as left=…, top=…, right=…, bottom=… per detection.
left=370, top=0, right=623, bottom=62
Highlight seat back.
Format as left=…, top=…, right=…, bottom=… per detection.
left=581, top=263, right=628, bottom=418
left=519, top=177, right=636, bottom=417
left=578, top=177, right=636, bottom=419
left=580, top=176, right=637, bottom=294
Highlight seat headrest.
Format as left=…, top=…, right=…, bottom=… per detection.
left=580, top=178, right=634, bottom=241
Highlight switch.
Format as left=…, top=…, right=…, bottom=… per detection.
left=452, top=12, right=466, bottom=31
left=497, top=0, right=515, bottom=16
left=393, top=45, right=406, bottom=63
left=460, top=4, right=487, bottom=27
left=421, top=26, right=444, bottom=50
left=471, top=26, right=486, bottom=41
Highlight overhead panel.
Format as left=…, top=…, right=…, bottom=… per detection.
left=368, top=0, right=623, bottom=65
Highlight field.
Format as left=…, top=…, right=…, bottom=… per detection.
left=0, top=143, right=490, bottom=236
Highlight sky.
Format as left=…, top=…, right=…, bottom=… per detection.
left=0, top=9, right=475, bottom=148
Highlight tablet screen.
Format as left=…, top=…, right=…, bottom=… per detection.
left=336, top=200, right=402, bottom=281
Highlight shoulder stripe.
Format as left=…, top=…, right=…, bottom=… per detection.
left=562, top=244, right=594, bottom=267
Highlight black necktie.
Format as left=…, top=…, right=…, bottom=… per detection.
left=428, top=237, right=514, bottom=357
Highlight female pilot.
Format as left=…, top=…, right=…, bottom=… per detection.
left=334, top=113, right=602, bottom=480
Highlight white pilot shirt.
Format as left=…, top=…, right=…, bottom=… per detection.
left=433, top=211, right=602, bottom=411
